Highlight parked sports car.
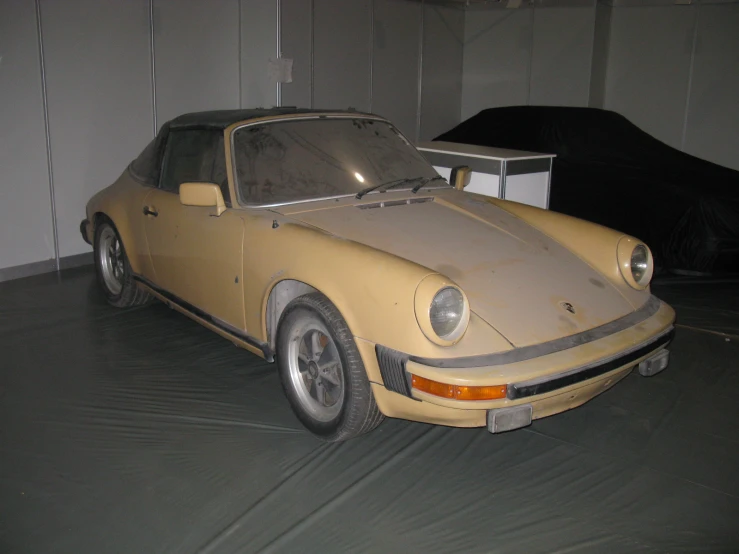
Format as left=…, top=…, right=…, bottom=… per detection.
left=81, top=108, right=676, bottom=442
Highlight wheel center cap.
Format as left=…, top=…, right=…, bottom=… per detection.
left=308, top=361, right=319, bottom=378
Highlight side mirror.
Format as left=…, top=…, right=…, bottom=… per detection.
left=450, top=166, right=472, bottom=190
left=179, top=182, right=227, bottom=216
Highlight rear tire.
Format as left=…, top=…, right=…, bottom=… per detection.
left=276, top=293, right=384, bottom=442
left=94, top=219, right=152, bottom=308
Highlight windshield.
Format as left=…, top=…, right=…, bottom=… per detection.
left=232, top=117, right=442, bottom=206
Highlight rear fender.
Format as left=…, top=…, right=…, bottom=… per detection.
left=86, top=170, right=154, bottom=276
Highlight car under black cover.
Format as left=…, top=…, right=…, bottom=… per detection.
left=435, top=106, right=739, bottom=275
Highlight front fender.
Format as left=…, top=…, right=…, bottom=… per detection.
left=486, top=197, right=651, bottom=309
left=241, top=214, right=513, bottom=360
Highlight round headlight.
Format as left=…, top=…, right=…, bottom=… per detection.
left=631, top=245, right=649, bottom=283
left=617, top=236, right=653, bottom=290
left=415, top=275, right=470, bottom=346
left=430, top=287, right=465, bottom=339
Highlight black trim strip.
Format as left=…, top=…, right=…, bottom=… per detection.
left=508, top=328, right=674, bottom=399
left=133, top=275, right=274, bottom=362
left=409, top=296, right=663, bottom=369
left=375, top=345, right=412, bottom=397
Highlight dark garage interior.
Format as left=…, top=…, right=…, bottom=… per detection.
left=2, top=1, right=739, bottom=553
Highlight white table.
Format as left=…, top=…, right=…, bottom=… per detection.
left=416, top=141, right=555, bottom=209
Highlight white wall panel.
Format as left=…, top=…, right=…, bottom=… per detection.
left=683, top=4, right=739, bottom=171
left=372, top=0, right=422, bottom=140
left=313, top=0, right=372, bottom=111
left=0, top=1, right=55, bottom=270
left=9, top=0, right=738, bottom=278
left=605, top=6, right=695, bottom=149
left=529, top=7, right=594, bottom=107
left=154, top=0, right=240, bottom=124
left=280, top=0, right=312, bottom=108
left=461, top=9, right=532, bottom=121
left=40, top=0, right=154, bottom=258
left=420, top=4, right=464, bottom=140
left=241, top=0, right=278, bottom=109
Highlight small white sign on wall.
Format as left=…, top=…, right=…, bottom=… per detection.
left=268, top=58, right=293, bottom=84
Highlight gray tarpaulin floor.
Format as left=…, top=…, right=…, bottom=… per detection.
left=1, top=266, right=738, bottom=553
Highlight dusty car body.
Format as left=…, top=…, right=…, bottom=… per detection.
left=81, top=108, right=676, bottom=441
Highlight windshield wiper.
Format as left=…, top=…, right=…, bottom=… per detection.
left=355, top=177, right=426, bottom=199
left=411, top=175, right=447, bottom=194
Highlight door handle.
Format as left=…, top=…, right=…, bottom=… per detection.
left=143, top=206, right=158, bottom=217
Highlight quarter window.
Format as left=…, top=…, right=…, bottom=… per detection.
left=159, top=129, right=230, bottom=205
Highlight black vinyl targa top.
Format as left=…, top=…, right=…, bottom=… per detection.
left=167, top=108, right=351, bottom=130
left=128, top=108, right=372, bottom=187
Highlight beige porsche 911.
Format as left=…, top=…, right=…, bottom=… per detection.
left=81, top=108, right=676, bottom=442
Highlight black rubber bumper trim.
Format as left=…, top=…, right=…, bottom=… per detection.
left=80, top=219, right=91, bottom=245
left=375, top=345, right=413, bottom=397
left=408, top=296, right=663, bottom=369
left=507, top=327, right=674, bottom=400
left=132, top=274, right=275, bottom=362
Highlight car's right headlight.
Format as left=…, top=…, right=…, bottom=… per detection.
left=617, top=236, right=654, bottom=290
left=415, top=275, right=470, bottom=346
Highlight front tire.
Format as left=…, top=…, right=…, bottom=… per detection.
left=276, top=293, right=384, bottom=442
left=94, top=219, right=152, bottom=308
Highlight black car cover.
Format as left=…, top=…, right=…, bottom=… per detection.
left=434, top=106, right=739, bottom=274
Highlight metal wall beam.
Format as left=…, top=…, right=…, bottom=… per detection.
left=34, top=0, right=60, bottom=272
left=149, top=0, right=158, bottom=136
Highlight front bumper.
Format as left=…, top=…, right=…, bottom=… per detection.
left=506, top=328, right=673, bottom=399
left=487, top=345, right=670, bottom=433
left=366, top=297, right=675, bottom=428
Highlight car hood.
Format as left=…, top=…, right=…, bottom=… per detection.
left=275, top=193, right=634, bottom=348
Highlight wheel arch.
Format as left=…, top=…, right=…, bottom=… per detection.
left=265, top=279, right=319, bottom=350
left=92, top=211, right=111, bottom=229
left=244, top=220, right=478, bottom=360
left=90, top=209, right=143, bottom=275
left=247, top=219, right=449, bottom=360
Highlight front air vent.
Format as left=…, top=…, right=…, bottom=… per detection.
left=357, top=197, right=434, bottom=210
left=375, top=345, right=412, bottom=397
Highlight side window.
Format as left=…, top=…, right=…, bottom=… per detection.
left=211, top=134, right=231, bottom=206
left=159, top=129, right=231, bottom=205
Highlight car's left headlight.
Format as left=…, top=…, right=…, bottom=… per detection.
left=415, top=275, right=470, bottom=346
left=617, top=236, right=654, bottom=290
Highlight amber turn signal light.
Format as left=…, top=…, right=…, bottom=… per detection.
left=411, top=374, right=507, bottom=401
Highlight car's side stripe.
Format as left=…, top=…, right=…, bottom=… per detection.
left=132, top=274, right=274, bottom=362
